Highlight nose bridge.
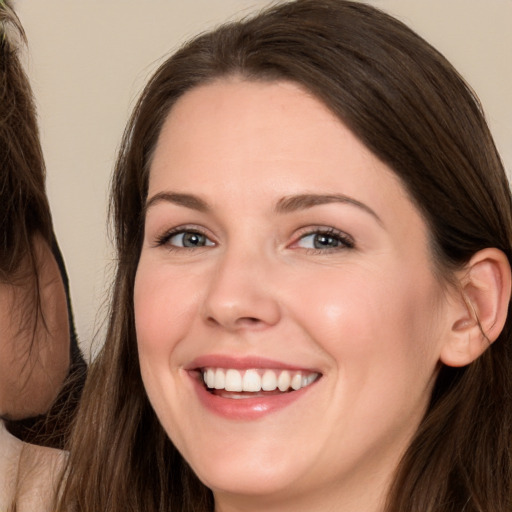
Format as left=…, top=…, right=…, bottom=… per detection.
left=202, top=239, right=281, bottom=330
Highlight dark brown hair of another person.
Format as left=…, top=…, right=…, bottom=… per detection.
left=56, top=1, right=512, bottom=511
left=0, top=1, right=52, bottom=279
left=1, top=0, right=86, bottom=449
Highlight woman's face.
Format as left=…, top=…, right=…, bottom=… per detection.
left=134, top=79, right=452, bottom=510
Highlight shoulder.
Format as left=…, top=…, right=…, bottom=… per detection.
left=1, top=420, right=65, bottom=511
left=0, top=421, right=23, bottom=511
left=16, top=442, right=66, bottom=512
left=0, top=429, right=66, bottom=512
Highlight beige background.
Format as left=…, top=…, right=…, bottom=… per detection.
left=15, top=1, right=512, bottom=358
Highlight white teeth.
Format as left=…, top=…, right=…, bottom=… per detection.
left=305, top=374, right=317, bottom=386
left=242, top=369, right=261, bottom=392
left=277, top=370, right=291, bottom=391
left=205, top=368, right=215, bottom=388
left=291, top=373, right=302, bottom=391
left=214, top=368, right=225, bottom=390
left=261, top=370, right=277, bottom=391
left=225, top=369, right=243, bottom=392
left=202, top=368, right=319, bottom=393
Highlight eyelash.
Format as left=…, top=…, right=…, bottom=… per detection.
left=154, top=226, right=215, bottom=250
left=292, top=227, right=355, bottom=252
left=153, top=226, right=355, bottom=252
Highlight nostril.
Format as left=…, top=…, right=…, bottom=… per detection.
left=206, top=316, right=221, bottom=326
left=238, top=317, right=262, bottom=325
left=206, top=315, right=265, bottom=330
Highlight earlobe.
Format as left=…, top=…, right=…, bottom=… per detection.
left=440, top=248, right=511, bottom=368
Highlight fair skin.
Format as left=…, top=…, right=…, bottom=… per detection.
left=134, top=79, right=505, bottom=512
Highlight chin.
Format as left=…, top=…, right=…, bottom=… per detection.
left=197, top=462, right=302, bottom=499
left=177, top=436, right=309, bottom=498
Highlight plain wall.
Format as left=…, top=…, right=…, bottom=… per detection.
left=15, top=0, right=512, bottom=358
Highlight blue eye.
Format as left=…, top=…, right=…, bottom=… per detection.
left=160, top=230, right=214, bottom=248
left=296, top=230, right=354, bottom=250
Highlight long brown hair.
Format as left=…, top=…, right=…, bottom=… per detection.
left=57, top=1, right=512, bottom=510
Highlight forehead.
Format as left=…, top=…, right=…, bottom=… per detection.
left=152, top=80, right=392, bottom=184
left=148, top=79, right=421, bottom=234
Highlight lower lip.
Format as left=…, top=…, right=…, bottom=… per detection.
left=188, top=372, right=317, bottom=420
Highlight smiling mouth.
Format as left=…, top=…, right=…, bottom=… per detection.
left=201, top=368, right=320, bottom=398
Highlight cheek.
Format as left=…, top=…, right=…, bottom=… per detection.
left=134, top=261, right=200, bottom=356
left=290, top=262, right=444, bottom=380
left=133, top=262, right=197, bottom=436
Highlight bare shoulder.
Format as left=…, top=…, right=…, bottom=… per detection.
left=15, top=442, right=66, bottom=512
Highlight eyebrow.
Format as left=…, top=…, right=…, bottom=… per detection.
left=275, top=193, right=382, bottom=224
left=145, top=191, right=382, bottom=225
left=145, top=192, right=210, bottom=213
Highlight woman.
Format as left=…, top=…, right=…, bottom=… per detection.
left=1, top=1, right=86, bottom=509
left=57, top=1, right=512, bottom=511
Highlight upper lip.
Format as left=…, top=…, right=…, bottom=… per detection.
left=185, top=355, right=320, bottom=373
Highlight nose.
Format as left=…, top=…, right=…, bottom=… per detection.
left=202, top=247, right=281, bottom=331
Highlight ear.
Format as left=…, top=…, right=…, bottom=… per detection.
left=440, top=248, right=511, bottom=367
